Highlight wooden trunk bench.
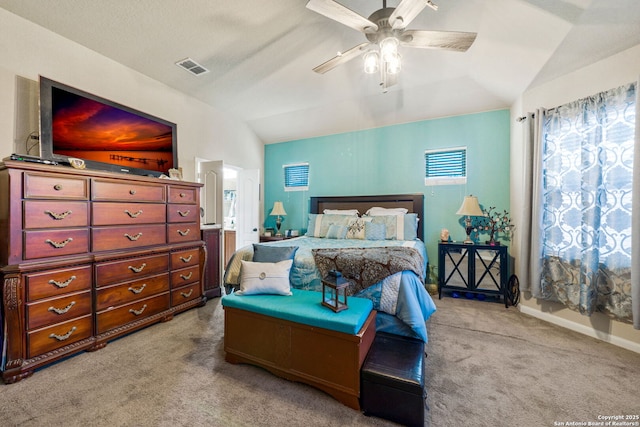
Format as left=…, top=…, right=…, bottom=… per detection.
left=222, top=289, right=376, bottom=410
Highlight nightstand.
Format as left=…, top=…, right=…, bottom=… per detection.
left=438, top=242, right=508, bottom=307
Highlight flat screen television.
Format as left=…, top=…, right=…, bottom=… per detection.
left=39, top=76, right=177, bottom=177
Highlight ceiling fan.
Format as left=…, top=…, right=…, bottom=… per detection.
left=306, top=0, right=477, bottom=91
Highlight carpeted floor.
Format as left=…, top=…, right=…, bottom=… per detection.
left=1, top=294, right=639, bottom=426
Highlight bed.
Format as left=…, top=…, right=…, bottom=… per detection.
left=223, top=194, right=436, bottom=342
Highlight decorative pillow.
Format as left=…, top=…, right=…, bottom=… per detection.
left=365, top=222, right=386, bottom=240
left=346, top=217, right=373, bottom=239
left=365, top=207, right=409, bottom=216
left=305, top=214, right=354, bottom=237
left=326, top=224, right=348, bottom=239
left=237, top=259, right=293, bottom=296
left=252, top=244, right=298, bottom=263
left=370, top=214, right=419, bottom=240
left=323, top=209, right=359, bottom=216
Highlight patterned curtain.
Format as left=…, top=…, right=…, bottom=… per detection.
left=539, top=82, right=636, bottom=322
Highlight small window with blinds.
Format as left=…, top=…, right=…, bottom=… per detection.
left=424, top=147, right=467, bottom=185
left=283, top=162, right=309, bottom=191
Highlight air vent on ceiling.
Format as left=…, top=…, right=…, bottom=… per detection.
left=175, top=57, right=210, bottom=76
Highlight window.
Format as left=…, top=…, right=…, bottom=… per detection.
left=283, top=162, right=309, bottom=192
left=424, top=147, right=467, bottom=185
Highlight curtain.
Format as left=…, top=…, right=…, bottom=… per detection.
left=537, top=82, right=636, bottom=323
left=633, top=77, right=640, bottom=329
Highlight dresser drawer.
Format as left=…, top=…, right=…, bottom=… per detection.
left=170, top=248, right=200, bottom=269
left=167, top=223, right=200, bottom=243
left=96, top=293, right=170, bottom=334
left=24, top=228, right=90, bottom=259
left=171, top=283, right=202, bottom=306
left=92, top=224, right=166, bottom=252
left=171, top=265, right=200, bottom=288
left=92, top=179, right=165, bottom=202
left=167, top=204, right=199, bottom=223
left=168, top=185, right=197, bottom=204
left=95, top=253, right=169, bottom=287
left=25, top=265, right=92, bottom=301
left=24, top=173, right=89, bottom=200
left=27, top=315, right=93, bottom=359
left=95, top=273, right=170, bottom=311
left=92, top=202, right=166, bottom=225
left=24, top=201, right=90, bottom=229
left=27, top=290, right=92, bottom=330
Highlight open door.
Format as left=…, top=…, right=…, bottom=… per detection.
left=199, top=160, right=224, bottom=225
left=236, top=169, right=260, bottom=248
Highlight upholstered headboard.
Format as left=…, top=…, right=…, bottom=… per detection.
left=309, top=194, right=425, bottom=240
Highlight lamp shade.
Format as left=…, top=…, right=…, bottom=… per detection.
left=456, top=195, right=484, bottom=216
left=270, top=201, right=287, bottom=216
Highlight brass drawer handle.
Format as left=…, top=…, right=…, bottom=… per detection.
left=128, top=284, right=147, bottom=295
left=180, top=255, right=193, bottom=263
left=125, top=209, right=143, bottom=218
left=180, top=289, right=194, bottom=298
left=45, top=238, right=73, bottom=248
left=177, top=229, right=190, bottom=236
left=48, top=275, right=77, bottom=288
left=179, top=192, right=186, bottom=198
left=128, top=263, right=147, bottom=273
left=129, top=189, right=136, bottom=195
left=45, top=210, right=72, bottom=220
left=53, top=184, right=63, bottom=191
left=178, top=210, right=191, bottom=217
left=48, top=301, right=76, bottom=315
left=125, top=233, right=143, bottom=241
left=180, top=272, right=193, bottom=281
left=49, top=326, right=77, bottom=341
left=129, top=304, right=147, bottom=316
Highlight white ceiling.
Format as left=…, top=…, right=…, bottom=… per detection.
left=2, top=0, right=640, bottom=144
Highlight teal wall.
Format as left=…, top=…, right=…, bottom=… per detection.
left=264, top=109, right=511, bottom=273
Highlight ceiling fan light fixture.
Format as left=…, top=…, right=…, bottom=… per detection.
left=363, top=51, right=379, bottom=74
left=379, top=37, right=399, bottom=62
left=386, top=52, right=402, bottom=74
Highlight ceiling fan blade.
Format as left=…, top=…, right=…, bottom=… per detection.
left=306, top=0, right=378, bottom=33
left=312, top=42, right=370, bottom=74
left=389, top=0, right=438, bottom=30
left=400, top=30, right=477, bottom=52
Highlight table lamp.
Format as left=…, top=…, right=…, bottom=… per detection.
left=270, top=201, right=287, bottom=236
left=456, top=195, right=484, bottom=244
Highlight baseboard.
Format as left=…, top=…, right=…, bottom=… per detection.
left=519, top=305, right=640, bottom=354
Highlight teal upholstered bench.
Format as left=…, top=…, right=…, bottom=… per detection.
left=222, top=289, right=376, bottom=410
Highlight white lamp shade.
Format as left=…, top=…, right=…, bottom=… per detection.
left=456, top=195, right=484, bottom=216
left=270, top=201, right=287, bottom=216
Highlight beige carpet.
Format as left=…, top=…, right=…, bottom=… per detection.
left=1, top=294, right=639, bottom=426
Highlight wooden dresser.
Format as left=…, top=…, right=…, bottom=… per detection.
left=0, top=160, right=207, bottom=383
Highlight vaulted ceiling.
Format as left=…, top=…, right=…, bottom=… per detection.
left=2, top=0, right=640, bottom=143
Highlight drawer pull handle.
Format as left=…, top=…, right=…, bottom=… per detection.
left=178, top=229, right=191, bottom=236
left=129, top=189, right=137, bottom=195
left=125, top=209, right=143, bottom=218
left=179, top=192, right=186, bottom=198
left=53, top=184, right=63, bottom=191
left=48, top=275, right=77, bottom=288
left=128, top=284, right=147, bottom=294
left=49, top=326, right=77, bottom=341
left=178, top=210, right=191, bottom=217
left=129, top=304, right=147, bottom=316
left=180, top=272, right=193, bottom=281
left=45, top=210, right=72, bottom=220
left=48, top=301, right=76, bottom=315
left=180, top=289, right=194, bottom=298
left=125, top=233, right=143, bottom=241
left=180, top=255, right=193, bottom=263
left=45, top=238, right=73, bottom=248
left=128, top=263, right=147, bottom=273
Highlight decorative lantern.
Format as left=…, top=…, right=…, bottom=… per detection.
left=321, top=270, right=349, bottom=312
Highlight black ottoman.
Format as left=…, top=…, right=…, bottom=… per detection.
left=360, top=333, right=426, bottom=427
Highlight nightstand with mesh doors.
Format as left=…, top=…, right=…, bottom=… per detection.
left=438, top=242, right=508, bottom=307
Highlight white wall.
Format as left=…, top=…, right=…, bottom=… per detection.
left=510, top=43, right=640, bottom=352
left=0, top=8, right=263, bottom=182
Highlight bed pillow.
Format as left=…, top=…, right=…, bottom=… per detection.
left=252, top=244, right=298, bottom=263
left=323, top=209, right=359, bottom=216
left=346, top=217, right=373, bottom=239
left=365, top=207, right=409, bottom=216
left=305, top=214, right=354, bottom=237
left=370, top=213, right=419, bottom=240
left=365, top=222, right=386, bottom=240
left=237, top=259, right=293, bottom=296
left=326, top=224, right=348, bottom=239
